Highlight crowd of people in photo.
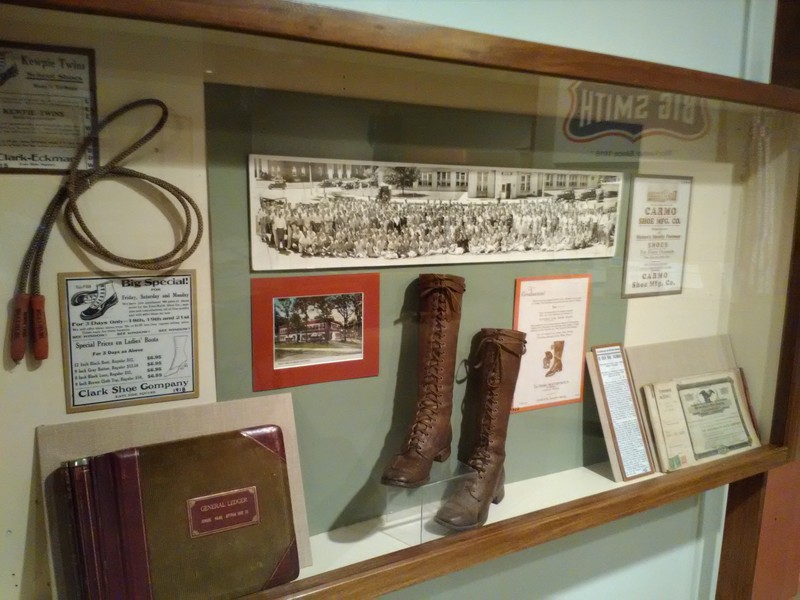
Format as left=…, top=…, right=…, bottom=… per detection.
left=254, top=194, right=616, bottom=260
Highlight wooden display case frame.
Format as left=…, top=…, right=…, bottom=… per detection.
left=9, top=1, right=800, bottom=598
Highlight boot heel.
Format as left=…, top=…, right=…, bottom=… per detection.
left=434, top=445, right=451, bottom=462
left=492, top=484, right=505, bottom=504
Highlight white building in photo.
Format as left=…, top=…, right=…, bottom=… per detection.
left=278, top=319, right=343, bottom=343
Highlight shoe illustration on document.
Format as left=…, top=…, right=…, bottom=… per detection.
left=545, top=340, right=564, bottom=377
left=164, top=335, right=189, bottom=377
left=71, top=281, right=119, bottom=321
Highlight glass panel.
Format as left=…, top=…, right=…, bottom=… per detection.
left=1, top=4, right=798, bottom=595
left=201, top=28, right=800, bottom=548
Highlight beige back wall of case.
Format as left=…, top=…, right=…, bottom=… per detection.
left=0, top=7, right=218, bottom=598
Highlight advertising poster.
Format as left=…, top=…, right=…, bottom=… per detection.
left=0, top=40, right=97, bottom=172
left=512, top=274, right=591, bottom=412
left=623, top=176, right=692, bottom=297
left=58, top=271, right=198, bottom=412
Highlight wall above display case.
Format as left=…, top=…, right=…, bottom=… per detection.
left=3, top=1, right=800, bottom=599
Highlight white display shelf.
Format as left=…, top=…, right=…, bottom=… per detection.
left=298, top=462, right=660, bottom=579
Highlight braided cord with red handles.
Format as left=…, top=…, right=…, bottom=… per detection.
left=11, top=99, right=203, bottom=362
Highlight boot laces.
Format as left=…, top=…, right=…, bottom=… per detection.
left=408, top=395, right=437, bottom=448
left=469, top=383, right=497, bottom=478
left=472, top=334, right=524, bottom=387
left=88, top=285, right=108, bottom=308
left=407, top=278, right=464, bottom=452
left=408, top=285, right=448, bottom=450
left=419, top=276, right=463, bottom=316
left=468, top=333, right=525, bottom=477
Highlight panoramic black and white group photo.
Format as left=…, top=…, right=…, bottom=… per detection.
left=249, top=154, right=623, bottom=270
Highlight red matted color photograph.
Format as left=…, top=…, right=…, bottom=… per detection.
left=251, top=273, right=380, bottom=390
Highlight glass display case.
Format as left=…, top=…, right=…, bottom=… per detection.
left=2, top=1, right=799, bottom=598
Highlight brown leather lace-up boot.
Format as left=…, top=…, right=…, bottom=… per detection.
left=435, top=328, right=526, bottom=530
left=381, top=274, right=466, bottom=487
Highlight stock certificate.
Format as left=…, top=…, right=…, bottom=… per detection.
left=643, top=369, right=759, bottom=471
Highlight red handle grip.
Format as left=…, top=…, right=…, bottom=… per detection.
left=11, top=294, right=31, bottom=362
left=31, top=294, right=48, bottom=360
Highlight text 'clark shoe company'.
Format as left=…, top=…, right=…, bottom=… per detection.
left=381, top=274, right=466, bottom=488
left=435, top=328, right=526, bottom=530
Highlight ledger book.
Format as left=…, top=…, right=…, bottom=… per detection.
left=62, top=425, right=299, bottom=599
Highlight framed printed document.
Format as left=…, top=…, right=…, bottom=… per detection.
left=0, top=40, right=98, bottom=172
left=58, top=271, right=199, bottom=412
left=587, top=344, right=656, bottom=481
left=622, top=176, right=692, bottom=297
left=512, top=274, right=591, bottom=412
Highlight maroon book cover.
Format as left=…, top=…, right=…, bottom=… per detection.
left=89, top=453, right=128, bottom=596
left=64, top=461, right=104, bottom=600
left=64, top=425, right=298, bottom=599
left=109, top=448, right=152, bottom=599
